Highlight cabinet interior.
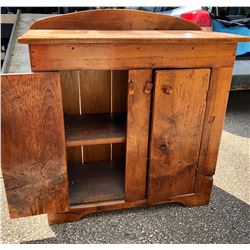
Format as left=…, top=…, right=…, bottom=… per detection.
left=60, top=70, right=128, bottom=206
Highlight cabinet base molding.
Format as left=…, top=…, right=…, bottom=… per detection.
left=47, top=190, right=211, bottom=224
left=48, top=199, right=146, bottom=224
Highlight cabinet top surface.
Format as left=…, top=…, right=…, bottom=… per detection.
left=18, top=29, right=250, bottom=44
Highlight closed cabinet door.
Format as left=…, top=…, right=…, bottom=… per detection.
left=1, top=73, right=69, bottom=218
left=148, top=69, right=210, bottom=203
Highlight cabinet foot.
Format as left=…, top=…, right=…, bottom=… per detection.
left=147, top=192, right=211, bottom=208
left=169, top=193, right=211, bottom=207
left=48, top=211, right=91, bottom=224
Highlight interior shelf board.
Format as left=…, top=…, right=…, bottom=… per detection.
left=68, top=160, right=125, bottom=205
left=65, top=113, right=126, bottom=147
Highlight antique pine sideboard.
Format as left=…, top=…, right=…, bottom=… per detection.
left=2, top=10, right=250, bottom=224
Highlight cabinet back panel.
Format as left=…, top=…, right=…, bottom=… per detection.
left=30, top=9, right=200, bottom=31
left=111, top=70, right=128, bottom=160
left=79, top=70, right=112, bottom=162
left=62, top=70, right=128, bottom=163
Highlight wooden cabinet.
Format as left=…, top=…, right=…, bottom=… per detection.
left=1, top=10, right=249, bottom=224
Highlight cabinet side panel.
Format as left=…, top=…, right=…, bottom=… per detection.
left=196, top=67, right=234, bottom=178
left=1, top=73, right=69, bottom=218
left=60, top=71, right=82, bottom=164
left=148, top=69, right=210, bottom=203
left=125, top=70, right=152, bottom=201
left=79, top=70, right=111, bottom=162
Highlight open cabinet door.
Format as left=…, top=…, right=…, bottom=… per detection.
left=1, top=73, right=69, bottom=218
left=148, top=69, right=210, bottom=203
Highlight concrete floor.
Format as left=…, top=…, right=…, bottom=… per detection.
left=0, top=91, right=249, bottom=244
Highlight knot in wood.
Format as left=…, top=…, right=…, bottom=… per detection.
left=162, top=85, right=172, bottom=95
left=159, top=143, right=168, bottom=153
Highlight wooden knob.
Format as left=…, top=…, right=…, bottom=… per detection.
left=159, top=143, right=168, bottom=153
left=128, top=81, right=135, bottom=95
left=162, top=85, right=172, bottom=95
left=144, top=82, right=153, bottom=94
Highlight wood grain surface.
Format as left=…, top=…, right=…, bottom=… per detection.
left=29, top=9, right=200, bottom=31
left=79, top=70, right=112, bottom=162
left=60, top=71, right=80, bottom=115
left=196, top=67, right=234, bottom=177
left=148, top=69, right=210, bottom=203
left=80, top=70, right=111, bottom=114
left=19, top=29, right=250, bottom=44
left=60, top=71, right=82, bottom=164
left=68, top=161, right=125, bottom=205
left=125, top=70, right=152, bottom=201
left=111, top=70, right=128, bottom=161
left=48, top=199, right=147, bottom=224
left=112, top=70, right=128, bottom=113
left=1, top=73, right=69, bottom=218
left=29, top=43, right=237, bottom=71
left=65, top=113, right=126, bottom=147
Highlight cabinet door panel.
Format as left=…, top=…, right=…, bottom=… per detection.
left=148, top=69, right=210, bottom=203
left=1, top=73, right=69, bottom=218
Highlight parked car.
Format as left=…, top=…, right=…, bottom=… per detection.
left=129, top=7, right=250, bottom=90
